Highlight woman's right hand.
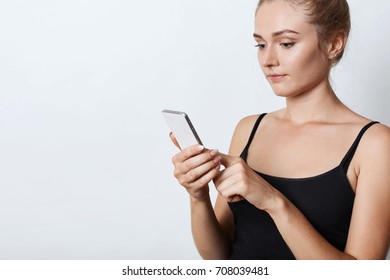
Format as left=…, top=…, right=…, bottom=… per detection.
left=170, top=133, right=222, bottom=201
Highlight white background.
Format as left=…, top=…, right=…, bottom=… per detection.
left=0, top=0, right=389, bottom=260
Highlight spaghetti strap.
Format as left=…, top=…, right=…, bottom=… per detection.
left=340, top=121, right=380, bottom=173
left=240, top=113, right=267, bottom=161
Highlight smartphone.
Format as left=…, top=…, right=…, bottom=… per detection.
left=162, top=109, right=203, bottom=149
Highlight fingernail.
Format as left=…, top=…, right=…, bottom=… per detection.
left=196, top=145, right=205, bottom=151
left=210, top=149, right=219, bottom=156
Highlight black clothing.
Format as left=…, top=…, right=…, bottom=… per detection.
left=228, top=113, right=379, bottom=259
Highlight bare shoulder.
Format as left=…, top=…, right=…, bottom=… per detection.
left=359, top=122, right=390, bottom=157
left=228, top=114, right=265, bottom=156
left=235, top=114, right=262, bottom=132
left=355, top=122, right=390, bottom=182
left=364, top=122, right=390, bottom=140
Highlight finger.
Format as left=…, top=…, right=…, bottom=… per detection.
left=229, top=195, right=244, bottom=202
left=184, top=158, right=221, bottom=186
left=213, top=162, right=236, bottom=186
left=179, top=149, right=220, bottom=174
left=172, top=143, right=206, bottom=165
left=216, top=183, right=244, bottom=202
left=214, top=176, right=244, bottom=202
left=213, top=168, right=226, bottom=187
left=213, top=167, right=245, bottom=197
left=214, top=171, right=238, bottom=193
left=188, top=162, right=221, bottom=188
left=218, top=152, right=240, bottom=168
left=169, top=132, right=181, bottom=150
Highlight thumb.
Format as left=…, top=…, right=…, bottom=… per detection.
left=169, top=132, right=181, bottom=150
left=218, top=152, right=239, bottom=168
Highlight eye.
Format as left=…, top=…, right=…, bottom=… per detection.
left=280, top=42, right=295, bottom=49
left=254, top=43, right=266, bottom=50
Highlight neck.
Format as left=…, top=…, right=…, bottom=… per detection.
left=283, top=79, right=344, bottom=124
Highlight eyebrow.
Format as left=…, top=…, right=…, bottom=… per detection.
left=253, top=29, right=300, bottom=39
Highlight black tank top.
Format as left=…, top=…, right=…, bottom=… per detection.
left=228, top=113, right=379, bottom=260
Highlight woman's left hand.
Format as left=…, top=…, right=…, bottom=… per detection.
left=213, top=153, right=277, bottom=211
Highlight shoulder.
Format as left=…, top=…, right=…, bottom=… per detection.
left=355, top=122, right=390, bottom=181
left=228, top=110, right=285, bottom=155
left=228, top=114, right=265, bottom=156
left=235, top=114, right=263, bottom=132
left=234, top=110, right=281, bottom=131
left=358, top=122, right=390, bottom=158
left=364, top=122, right=390, bottom=141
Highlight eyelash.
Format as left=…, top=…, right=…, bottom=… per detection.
left=254, top=42, right=296, bottom=49
left=280, top=42, right=295, bottom=49
left=254, top=43, right=266, bottom=49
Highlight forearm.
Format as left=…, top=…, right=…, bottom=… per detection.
left=190, top=193, right=231, bottom=259
left=268, top=194, right=356, bottom=260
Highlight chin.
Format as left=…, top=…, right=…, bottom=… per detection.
left=270, top=84, right=308, bottom=98
left=271, top=88, right=297, bottom=98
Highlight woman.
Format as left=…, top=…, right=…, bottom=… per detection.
left=169, top=0, right=390, bottom=259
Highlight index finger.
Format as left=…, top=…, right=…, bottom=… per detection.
left=172, top=144, right=206, bottom=164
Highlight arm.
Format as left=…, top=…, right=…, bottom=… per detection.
left=344, top=124, right=390, bottom=259
left=189, top=194, right=232, bottom=259
left=214, top=122, right=390, bottom=259
left=169, top=134, right=231, bottom=259
left=170, top=115, right=259, bottom=259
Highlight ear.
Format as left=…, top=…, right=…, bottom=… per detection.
left=327, top=31, right=347, bottom=60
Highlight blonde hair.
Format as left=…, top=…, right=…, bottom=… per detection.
left=256, top=0, right=350, bottom=66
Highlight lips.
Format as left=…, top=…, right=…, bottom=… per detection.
left=267, top=73, right=287, bottom=82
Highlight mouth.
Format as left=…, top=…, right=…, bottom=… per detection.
left=267, top=74, right=287, bottom=82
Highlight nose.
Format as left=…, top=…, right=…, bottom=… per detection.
left=260, top=46, right=279, bottom=68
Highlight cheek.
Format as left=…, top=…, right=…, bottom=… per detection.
left=288, top=45, right=328, bottom=77
left=257, top=50, right=264, bottom=67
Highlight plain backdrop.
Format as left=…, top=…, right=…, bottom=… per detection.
left=0, top=0, right=389, bottom=259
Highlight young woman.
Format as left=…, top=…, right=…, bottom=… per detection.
left=169, top=0, right=390, bottom=259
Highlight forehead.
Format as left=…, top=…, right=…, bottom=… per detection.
left=255, top=1, right=315, bottom=37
